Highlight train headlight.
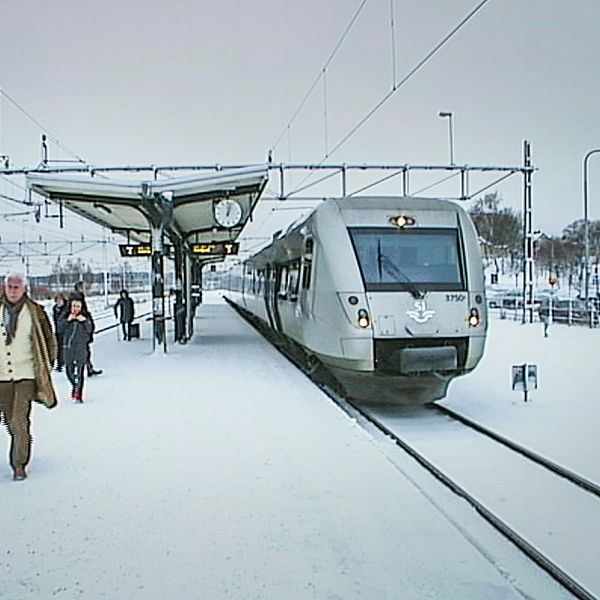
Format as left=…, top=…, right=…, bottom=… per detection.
left=389, top=214, right=416, bottom=228
left=357, top=309, right=370, bottom=328
left=468, top=308, right=480, bottom=327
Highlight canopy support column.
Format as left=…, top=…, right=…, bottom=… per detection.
left=151, top=225, right=167, bottom=353
left=184, top=251, right=194, bottom=340
left=173, top=241, right=187, bottom=344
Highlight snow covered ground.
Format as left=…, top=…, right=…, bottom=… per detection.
left=1, top=293, right=596, bottom=599
left=446, top=309, right=600, bottom=486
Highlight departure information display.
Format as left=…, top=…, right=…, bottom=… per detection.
left=119, top=242, right=238, bottom=257
left=119, top=244, right=152, bottom=257
left=190, top=242, right=239, bottom=256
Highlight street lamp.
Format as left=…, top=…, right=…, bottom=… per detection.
left=438, top=111, right=454, bottom=165
left=583, top=148, right=600, bottom=301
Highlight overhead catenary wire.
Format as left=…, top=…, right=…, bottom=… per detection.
left=269, top=0, right=370, bottom=156
left=347, top=168, right=406, bottom=197
left=0, top=209, right=35, bottom=219
left=287, top=0, right=493, bottom=197
left=0, top=173, right=28, bottom=192
left=329, top=0, right=492, bottom=158
left=465, top=170, right=516, bottom=200
left=0, top=88, right=87, bottom=164
left=0, top=191, right=29, bottom=207
left=0, top=193, right=116, bottom=245
left=411, top=171, right=461, bottom=197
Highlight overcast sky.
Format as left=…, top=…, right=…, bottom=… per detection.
left=1, top=0, right=599, bottom=272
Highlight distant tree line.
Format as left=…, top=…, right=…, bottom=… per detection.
left=27, top=258, right=149, bottom=299
left=468, top=191, right=600, bottom=293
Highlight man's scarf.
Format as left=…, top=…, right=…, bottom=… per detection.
left=2, top=295, right=27, bottom=345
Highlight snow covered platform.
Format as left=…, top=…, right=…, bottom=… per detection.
left=2, top=294, right=580, bottom=599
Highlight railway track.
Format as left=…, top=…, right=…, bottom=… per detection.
left=343, top=399, right=600, bottom=600
left=430, top=403, right=600, bottom=498
left=227, top=298, right=600, bottom=600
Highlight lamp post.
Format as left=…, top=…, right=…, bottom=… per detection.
left=438, top=111, right=454, bottom=165
left=583, top=149, right=600, bottom=302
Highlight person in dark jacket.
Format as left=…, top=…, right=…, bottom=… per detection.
left=51, top=293, right=67, bottom=371
left=72, top=282, right=102, bottom=376
left=57, top=296, right=93, bottom=403
left=114, top=289, right=135, bottom=341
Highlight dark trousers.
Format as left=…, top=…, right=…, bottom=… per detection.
left=65, top=360, right=86, bottom=396
left=55, top=333, right=64, bottom=369
left=0, top=380, right=35, bottom=469
left=120, top=321, right=130, bottom=340
left=86, top=343, right=96, bottom=375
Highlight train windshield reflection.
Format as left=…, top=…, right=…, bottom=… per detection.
left=348, top=227, right=464, bottom=291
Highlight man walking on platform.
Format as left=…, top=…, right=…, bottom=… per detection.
left=114, top=289, right=135, bottom=340
left=0, top=273, right=58, bottom=481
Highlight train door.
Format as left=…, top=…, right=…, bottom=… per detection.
left=272, top=265, right=283, bottom=332
left=298, top=235, right=315, bottom=317
left=264, top=263, right=276, bottom=329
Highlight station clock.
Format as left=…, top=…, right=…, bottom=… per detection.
left=214, top=198, right=243, bottom=228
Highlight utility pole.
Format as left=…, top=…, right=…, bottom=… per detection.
left=522, top=141, right=534, bottom=324
left=583, top=149, right=600, bottom=302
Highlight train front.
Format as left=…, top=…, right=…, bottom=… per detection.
left=327, top=197, right=487, bottom=405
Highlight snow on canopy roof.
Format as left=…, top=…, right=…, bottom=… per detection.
left=26, top=166, right=268, bottom=244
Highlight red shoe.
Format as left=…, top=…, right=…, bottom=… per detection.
left=13, top=467, right=27, bottom=481
left=73, top=391, right=84, bottom=403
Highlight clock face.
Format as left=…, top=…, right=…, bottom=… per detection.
left=214, top=199, right=243, bottom=228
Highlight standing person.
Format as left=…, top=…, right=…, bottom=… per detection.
left=57, top=296, right=93, bottom=403
left=540, top=311, right=549, bottom=338
left=114, top=289, right=135, bottom=340
left=0, top=273, right=57, bottom=481
left=52, top=293, right=67, bottom=371
left=72, top=281, right=102, bottom=376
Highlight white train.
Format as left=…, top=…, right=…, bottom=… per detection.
left=223, top=196, right=487, bottom=405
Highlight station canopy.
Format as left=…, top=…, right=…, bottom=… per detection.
left=26, top=166, right=269, bottom=246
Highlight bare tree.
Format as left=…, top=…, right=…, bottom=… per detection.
left=469, top=192, right=522, bottom=273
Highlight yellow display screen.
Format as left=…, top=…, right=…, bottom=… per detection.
left=119, top=244, right=152, bottom=257
left=190, top=242, right=239, bottom=256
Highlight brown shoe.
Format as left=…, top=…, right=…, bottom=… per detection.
left=13, top=467, right=27, bottom=481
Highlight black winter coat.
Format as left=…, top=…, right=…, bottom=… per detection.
left=52, top=303, right=65, bottom=328
left=114, top=296, right=135, bottom=323
left=57, top=316, right=93, bottom=363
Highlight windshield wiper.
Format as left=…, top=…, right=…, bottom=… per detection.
left=377, top=243, right=425, bottom=298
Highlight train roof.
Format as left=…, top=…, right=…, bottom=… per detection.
left=271, top=195, right=466, bottom=241
left=247, top=196, right=468, bottom=264
left=326, top=195, right=464, bottom=212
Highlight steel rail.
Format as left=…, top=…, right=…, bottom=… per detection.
left=224, top=296, right=597, bottom=600
left=347, top=400, right=598, bottom=600
left=430, top=403, right=600, bottom=498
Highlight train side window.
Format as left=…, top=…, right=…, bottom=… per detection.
left=303, top=236, right=314, bottom=259
left=301, top=235, right=314, bottom=290
left=243, top=265, right=251, bottom=293
left=257, top=270, right=264, bottom=294
left=278, top=266, right=288, bottom=299
left=301, top=260, right=312, bottom=290
left=288, top=262, right=300, bottom=301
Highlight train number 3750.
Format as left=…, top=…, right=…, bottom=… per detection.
left=445, top=293, right=466, bottom=302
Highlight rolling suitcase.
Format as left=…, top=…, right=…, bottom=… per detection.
left=128, top=322, right=140, bottom=339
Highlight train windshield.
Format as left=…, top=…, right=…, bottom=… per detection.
left=348, top=227, right=465, bottom=292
